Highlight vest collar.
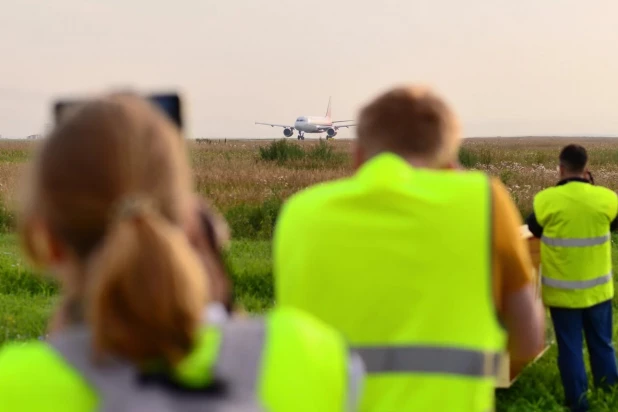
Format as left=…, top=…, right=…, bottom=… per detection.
left=556, top=177, right=589, bottom=186
left=355, top=152, right=416, bottom=184
left=172, top=302, right=229, bottom=386
left=356, top=152, right=462, bottom=186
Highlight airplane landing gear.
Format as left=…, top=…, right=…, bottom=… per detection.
left=297, top=132, right=305, bottom=140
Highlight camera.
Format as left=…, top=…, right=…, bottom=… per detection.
left=53, top=92, right=183, bottom=130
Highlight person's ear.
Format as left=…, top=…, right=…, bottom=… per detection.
left=29, top=219, right=67, bottom=267
left=182, top=196, right=205, bottom=251
left=445, top=159, right=462, bottom=170
left=45, top=229, right=68, bottom=267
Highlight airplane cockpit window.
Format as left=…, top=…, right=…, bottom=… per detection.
left=296, top=117, right=305, bottom=122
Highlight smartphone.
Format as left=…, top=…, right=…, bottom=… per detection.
left=53, top=92, right=182, bottom=130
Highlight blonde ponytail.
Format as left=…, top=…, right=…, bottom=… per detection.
left=86, top=198, right=208, bottom=366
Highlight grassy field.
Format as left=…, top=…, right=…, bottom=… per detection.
left=1, top=136, right=618, bottom=410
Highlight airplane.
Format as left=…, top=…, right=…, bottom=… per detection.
left=255, top=97, right=355, bottom=140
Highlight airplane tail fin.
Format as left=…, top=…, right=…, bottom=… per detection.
left=325, top=96, right=332, bottom=119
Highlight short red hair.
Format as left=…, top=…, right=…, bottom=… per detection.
left=357, top=85, right=462, bottom=167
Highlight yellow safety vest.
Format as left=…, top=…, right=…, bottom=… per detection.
left=274, top=152, right=506, bottom=412
left=533, top=180, right=617, bottom=308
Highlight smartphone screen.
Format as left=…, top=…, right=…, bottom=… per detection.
left=54, top=93, right=182, bottom=130
left=150, top=94, right=182, bottom=129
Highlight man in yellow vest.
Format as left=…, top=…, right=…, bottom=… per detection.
left=273, top=85, right=546, bottom=411
left=526, top=144, right=618, bottom=412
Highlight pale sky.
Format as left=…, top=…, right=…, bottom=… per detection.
left=1, top=0, right=618, bottom=139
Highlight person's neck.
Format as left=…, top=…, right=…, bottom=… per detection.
left=560, top=173, right=586, bottom=181
left=356, top=150, right=453, bottom=171
left=404, top=156, right=435, bottom=169
left=404, top=155, right=456, bottom=170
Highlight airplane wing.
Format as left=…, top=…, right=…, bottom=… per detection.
left=333, top=124, right=355, bottom=129
left=255, top=122, right=294, bottom=129
left=315, top=124, right=356, bottom=131
left=331, top=120, right=355, bottom=124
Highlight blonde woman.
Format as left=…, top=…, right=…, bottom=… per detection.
left=0, top=93, right=364, bottom=411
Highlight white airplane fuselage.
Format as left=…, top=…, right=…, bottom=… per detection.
left=294, top=116, right=333, bottom=133
left=255, top=97, right=354, bottom=140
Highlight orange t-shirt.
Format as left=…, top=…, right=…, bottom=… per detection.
left=490, top=177, right=536, bottom=316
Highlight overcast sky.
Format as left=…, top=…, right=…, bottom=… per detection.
left=1, top=0, right=617, bottom=139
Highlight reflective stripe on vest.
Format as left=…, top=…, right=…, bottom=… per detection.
left=541, top=233, right=610, bottom=247
left=540, top=233, right=612, bottom=290
left=351, top=346, right=501, bottom=377
left=542, top=272, right=613, bottom=290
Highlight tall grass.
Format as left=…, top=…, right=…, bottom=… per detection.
left=258, top=139, right=305, bottom=163
left=258, top=139, right=349, bottom=169
left=0, top=137, right=617, bottom=233
left=0, top=138, right=617, bottom=237
left=224, top=196, right=283, bottom=240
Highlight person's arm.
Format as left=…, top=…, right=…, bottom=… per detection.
left=525, top=212, right=543, bottom=239
left=492, top=179, right=546, bottom=362
left=0, top=342, right=98, bottom=411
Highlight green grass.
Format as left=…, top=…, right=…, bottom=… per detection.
left=0, top=294, right=56, bottom=342
left=0, top=149, right=30, bottom=164
left=225, top=240, right=274, bottom=313
left=224, top=197, right=283, bottom=240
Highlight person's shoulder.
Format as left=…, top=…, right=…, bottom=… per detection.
left=278, top=176, right=356, bottom=223
left=287, top=176, right=356, bottom=207
left=0, top=340, right=97, bottom=410
left=488, top=176, right=508, bottom=194
left=265, top=307, right=349, bottom=382
left=267, top=305, right=331, bottom=329
left=591, top=184, right=618, bottom=198
left=0, top=340, right=60, bottom=372
left=260, top=307, right=356, bottom=410
left=266, top=306, right=344, bottom=344
left=440, top=169, right=494, bottom=192
left=590, top=185, right=618, bottom=216
left=488, top=177, right=517, bottom=211
left=531, top=184, right=557, bottom=203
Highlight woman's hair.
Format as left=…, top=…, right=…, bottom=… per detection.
left=18, top=93, right=208, bottom=366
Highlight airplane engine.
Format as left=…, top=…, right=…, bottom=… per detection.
left=326, top=128, right=337, bottom=138
left=283, top=128, right=293, bottom=137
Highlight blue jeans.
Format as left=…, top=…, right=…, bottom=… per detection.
left=549, top=299, right=618, bottom=412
